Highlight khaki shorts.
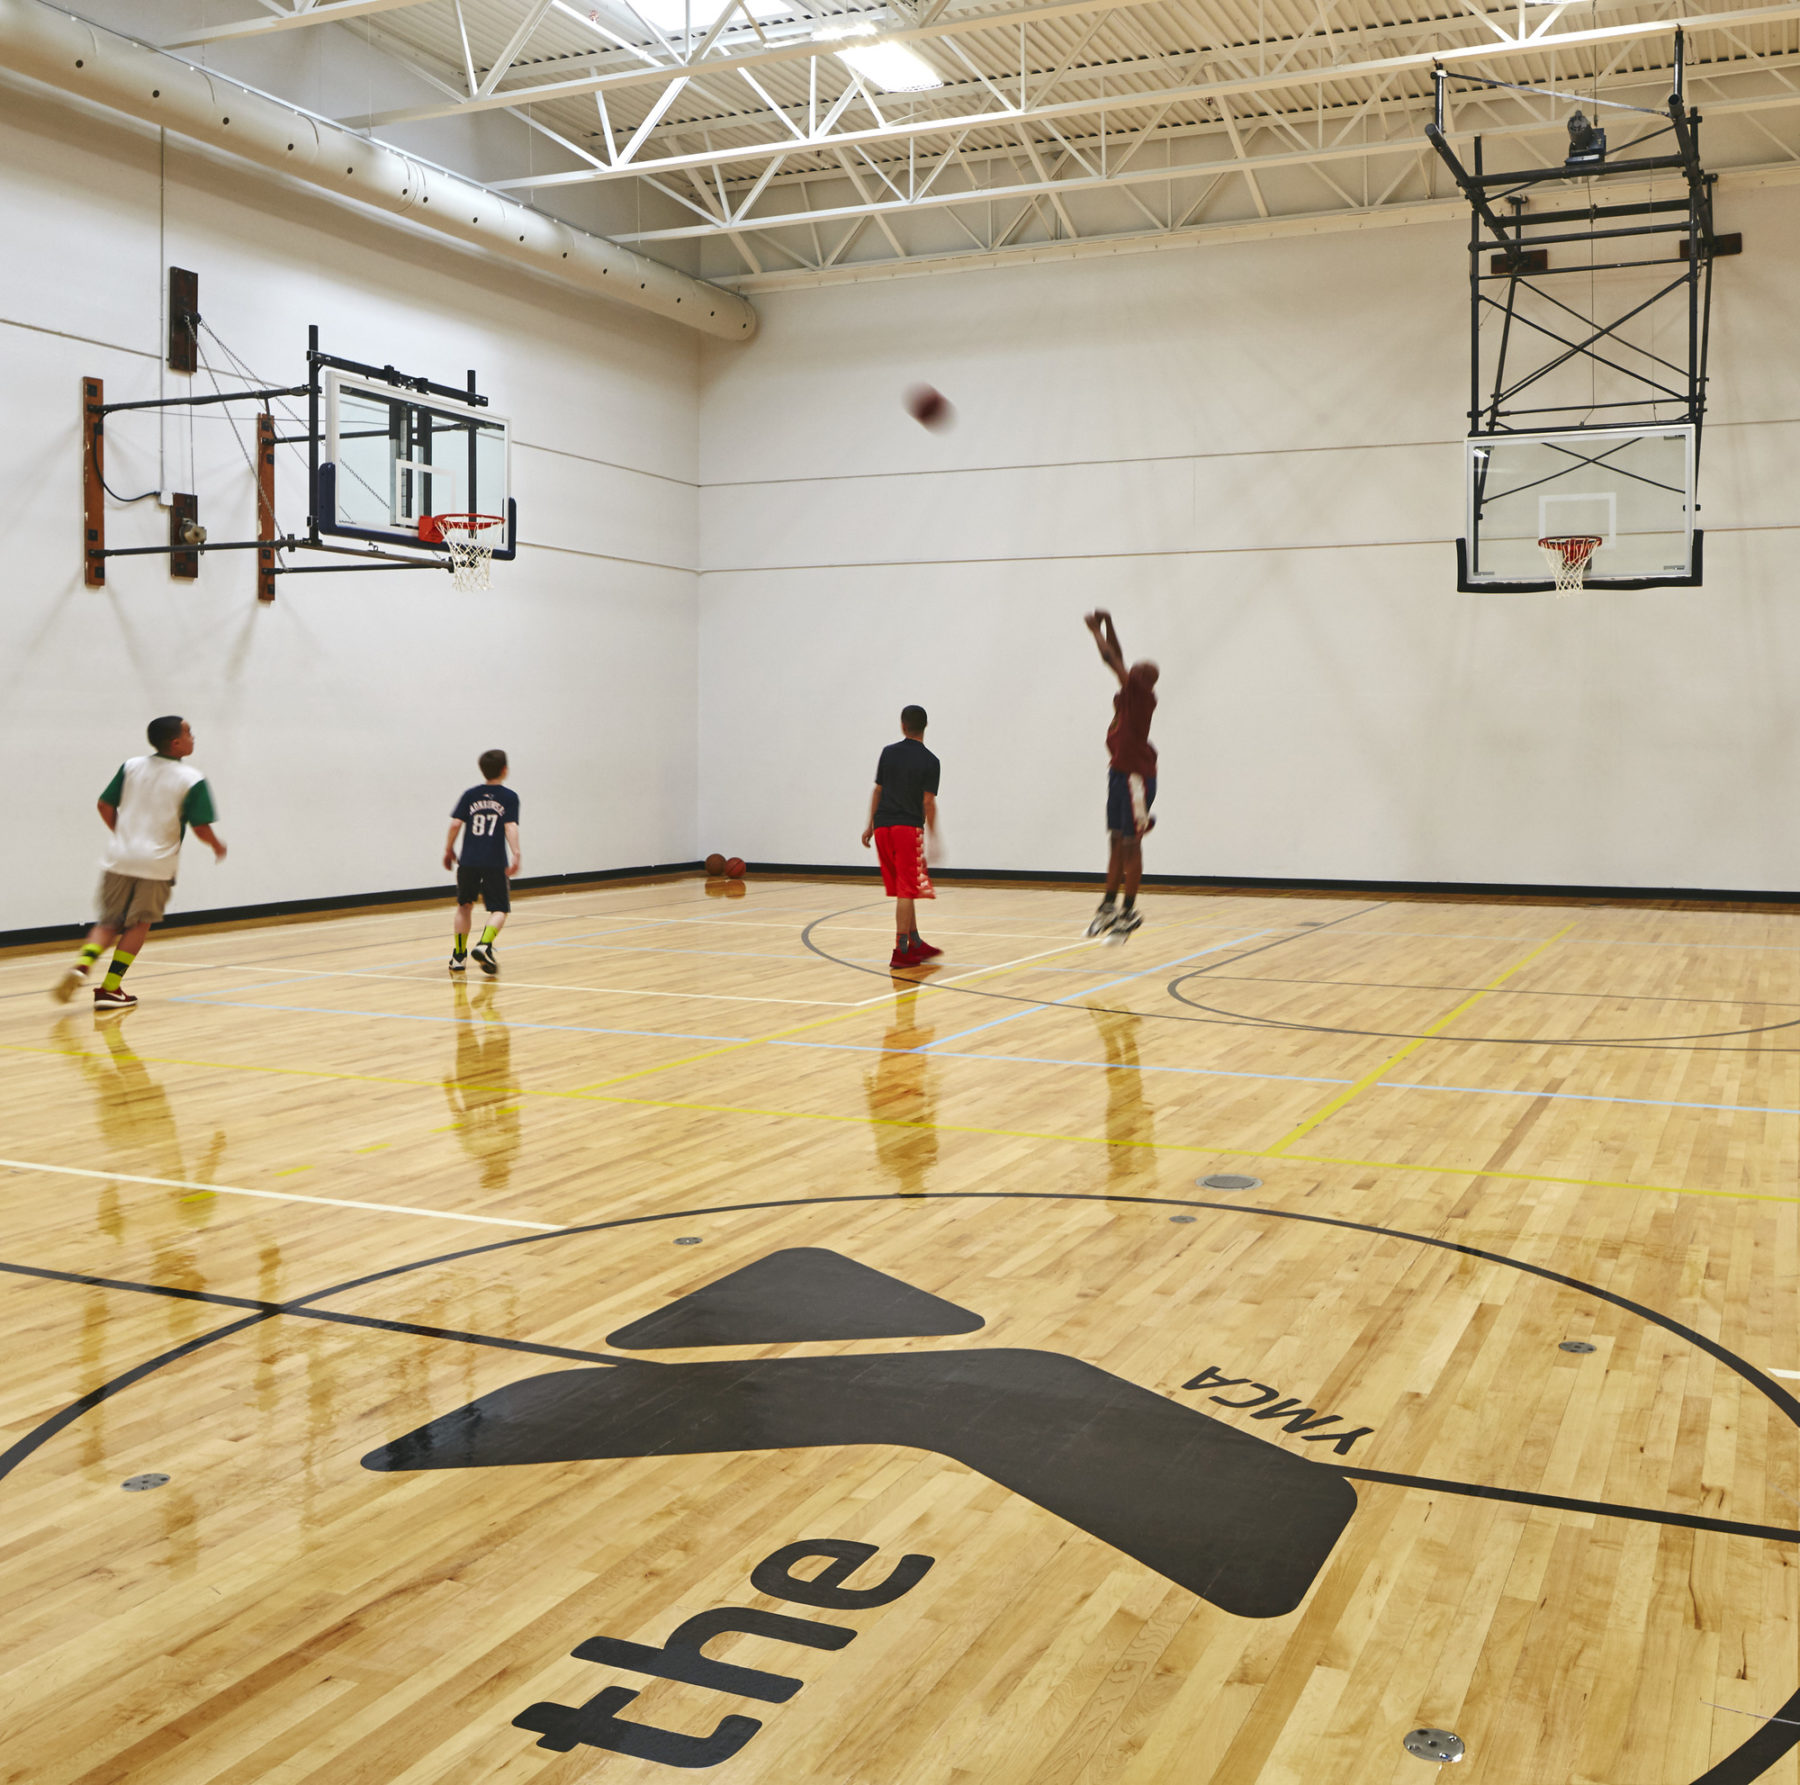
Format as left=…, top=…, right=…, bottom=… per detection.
left=96, top=871, right=173, bottom=929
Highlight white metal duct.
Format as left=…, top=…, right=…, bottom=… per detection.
left=0, top=0, right=757, bottom=341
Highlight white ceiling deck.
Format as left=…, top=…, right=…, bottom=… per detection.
left=161, top=0, right=1800, bottom=287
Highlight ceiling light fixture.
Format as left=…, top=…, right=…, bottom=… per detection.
left=817, top=20, right=943, bottom=92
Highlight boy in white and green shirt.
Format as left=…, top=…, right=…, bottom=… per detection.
left=53, top=715, right=227, bottom=1011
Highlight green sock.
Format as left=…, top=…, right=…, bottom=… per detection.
left=453, top=933, right=468, bottom=957
left=102, top=949, right=135, bottom=992
left=78, top=943, right=103, bottom=969
left=480, top=925, right=498, bottom=946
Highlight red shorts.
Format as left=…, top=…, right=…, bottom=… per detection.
left=874, top=826, right=934, bottom=900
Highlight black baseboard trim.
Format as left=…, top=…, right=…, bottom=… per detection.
left=744, top=861, right=1800, bottom=911
left=13, top=859, right=1798, bottom=951
left=0, top=862, right=704, bottom=950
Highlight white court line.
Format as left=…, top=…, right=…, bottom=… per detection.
left=1771, top=1368, right=1800, bottom=1380
left=120, top=961, right=863, bottom=1008
left=845, top=936, right=1110, bottom=1006
left=0, top=1158, right=559, bottom=1230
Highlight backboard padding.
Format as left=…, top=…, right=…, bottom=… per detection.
left=1463, top=424, right=1698, bottom=590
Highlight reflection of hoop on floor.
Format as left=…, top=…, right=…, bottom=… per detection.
left=420, top=512, right=507, bottom=592
left=1540, top=533, right=1603, bottom=597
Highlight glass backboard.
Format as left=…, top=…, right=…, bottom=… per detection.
left=321, top=369, right=511, bottom=553
left=1462, top=424, right=1699, bottom=590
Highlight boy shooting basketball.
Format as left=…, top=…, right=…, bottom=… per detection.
left=862, top=706, right=942, bottom=969
left=52, top=715, right=227, bottom=1010
left=1084, top=611, right=1158, bottom=941
left=445, top=750, right=520, bottom=975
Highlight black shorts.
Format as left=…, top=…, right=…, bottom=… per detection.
left=455, top=861, right=511, bottom=912
left=1106, top=769, right=1157, bottom=837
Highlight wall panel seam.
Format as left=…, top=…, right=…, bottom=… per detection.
left=523, top=540, right=697, bottom=573
left=517, top=439, right=698, bottom=490
left=696, top=526, right=1789, bottom=573
left=0, top=312, right=160, bottom=360
left=697, top=414, right=1800, bottom=491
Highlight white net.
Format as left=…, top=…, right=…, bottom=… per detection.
left=437, top=515, right=504, bottom=593
left=1540, top=535, right=1601, bottom=599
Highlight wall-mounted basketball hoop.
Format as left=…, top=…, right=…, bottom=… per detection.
left=1426, top=31, right=1727, bottom=593
left=81, top=291, right=517, bottom=602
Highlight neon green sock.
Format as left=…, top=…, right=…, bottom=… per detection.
left=453, top=932, right=468, bottom=956
left=78, top=943, right=103, bottom=969
left=102, top=949, right=136, bottom=992
left=479, top=925, right=498, bottom=947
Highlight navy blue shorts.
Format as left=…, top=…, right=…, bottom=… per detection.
left=455, top=861, right=512, bottom=912
left=1106, top=770, right=1156, bottom=838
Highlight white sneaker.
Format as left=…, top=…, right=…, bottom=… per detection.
left=1086, top=903, right=1118, bottom=938
left=1105, top=908, right=1143, bottom=946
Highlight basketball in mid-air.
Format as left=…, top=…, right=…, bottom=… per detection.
left=725, top=856, right=746, bottom=878
left=704, top=853, right=726, bottom=876
left=905, top=384, right=953, bottom=430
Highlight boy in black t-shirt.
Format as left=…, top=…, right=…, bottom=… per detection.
left=444, top=749, right=521, bottom=975
left=861, top=705, right=942, bottom=969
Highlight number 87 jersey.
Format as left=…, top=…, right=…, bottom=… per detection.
left=452, top=782, right=520, bottom=865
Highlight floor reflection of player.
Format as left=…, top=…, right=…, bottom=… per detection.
left=57, top=1015, right=226, bottom=1193
left=862, top=991, right=939, bottom=1196
left=1088, top=1005, right=1155, bottom=1183
left=444, top=979, right=521, bottom=1190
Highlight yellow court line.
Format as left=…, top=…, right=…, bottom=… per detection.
left=568, top=900, right=1266, bottom=1092
left=567, top=933, right=1120, bottom=1092
left=578, top=1089, right=1210, bottom=1153
left=5, top=1041, right=1795, bottom=1212
left=1261, top=923, right=1577, bottom=1156
left=1280, top=1149, right=1800, bottom=1209
left=572, top=1093, right=1800, bottom=1210
left=148, top=961, right=866, bottom=1009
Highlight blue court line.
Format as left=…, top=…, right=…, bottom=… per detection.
left=532, top=940, right=823, bottom=964
left=915, top=931, right=1271, bottom=1051
left=1381, top=1078, right=1800, bottom=1118
left=163, top=995, right=740, bottom=1046
left=771, top=1040, right=1351, bottom=1086
left=151, top=996, right=1800, bottom=1119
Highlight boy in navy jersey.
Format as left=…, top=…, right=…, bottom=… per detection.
left=444, top=749, right=521, bottom=975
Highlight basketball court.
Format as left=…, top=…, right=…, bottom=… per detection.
left=5, top=880, right=1800, bottom=1782
left=8, top=0, right=1800, bottom=1780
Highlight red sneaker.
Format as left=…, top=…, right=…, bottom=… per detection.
left=888, top=945, right=919, bottom=968
left=94, top=986, right=138, bottom=1012
left=908, top=938, right=943, bottom=961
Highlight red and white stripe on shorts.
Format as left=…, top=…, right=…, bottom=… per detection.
left=873, top=825, right=934, bottom=900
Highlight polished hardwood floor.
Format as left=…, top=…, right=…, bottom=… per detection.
left=3, top=875, right=1799, bottom=1784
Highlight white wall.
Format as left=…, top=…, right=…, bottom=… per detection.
left=1, top=75, right=700, bottom=935
left=697, top=188, right=1800, bottom=891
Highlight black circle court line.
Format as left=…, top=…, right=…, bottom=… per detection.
left=1197, top=971, right=1800, bottom=1012
left=1163, top=970, right=1800, bottom=1049
left=0, top=1189, right=1794, bottom=1784
left=799, top=899, right=1389, bottom=1024
left=802, top=901, right=1800, bottom=1053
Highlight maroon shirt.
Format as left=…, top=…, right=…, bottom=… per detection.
left=1107, top=666, right=1158, bottom=777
